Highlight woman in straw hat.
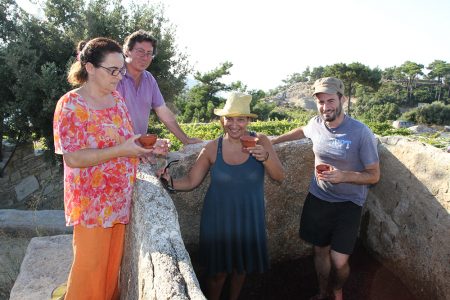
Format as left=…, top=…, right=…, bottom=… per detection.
left=160, top=92, right=284, bottom=300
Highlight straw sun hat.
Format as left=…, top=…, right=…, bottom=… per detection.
left=214, top=92, right=257, bottom=118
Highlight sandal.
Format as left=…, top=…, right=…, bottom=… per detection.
left=50, top=283, right=66, bottom=300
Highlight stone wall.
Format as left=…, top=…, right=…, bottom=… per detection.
left=6, top=137, right=450, bottom=300
left=158, top=137, right=449, bottom=299
left=120, top=163, right=205, bottom=300
left=169, top=140, right=315, bottom=262
left=0, top=143, right=63, bottom=210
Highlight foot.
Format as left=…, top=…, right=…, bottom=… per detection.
left=332, top=288, right=343, bottom=300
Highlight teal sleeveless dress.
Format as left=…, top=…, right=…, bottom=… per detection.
left=199, top=133, right=269, bottom=275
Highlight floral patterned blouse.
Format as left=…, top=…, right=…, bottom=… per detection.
left=53, top=90, right=138, bottom=228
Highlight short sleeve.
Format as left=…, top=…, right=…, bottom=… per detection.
left=53, top=93, right=87, bottom=154
left=359, top=126, right=379, bottom=167
left=303, top=116, right=316, bottom=139
left=113, top=91, right=134, bottom=135
left=148, top=73, right=165, bottom=108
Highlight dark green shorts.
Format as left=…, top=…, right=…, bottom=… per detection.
left=299, top=192, right=362, bottom=255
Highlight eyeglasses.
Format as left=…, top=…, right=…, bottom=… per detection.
left=98, top=65, right=127, bottom=76
left=133, top=48, right=156, bottom=59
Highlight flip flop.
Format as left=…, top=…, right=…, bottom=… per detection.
left=50, top=283, right=66, bottom=300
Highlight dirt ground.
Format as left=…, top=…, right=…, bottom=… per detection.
left=193, top=241, right=418, bottom=300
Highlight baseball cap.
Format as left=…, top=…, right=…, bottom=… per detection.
left=312, top=77, right=345, bottom=96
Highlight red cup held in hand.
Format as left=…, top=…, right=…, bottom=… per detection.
left=240, top=135, right=258, bottom=153
left=138, top=134, right=157, bottom=149
left=316, top=164, right=331, bottom=175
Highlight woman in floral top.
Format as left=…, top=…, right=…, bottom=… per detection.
left=53, top=37, right=152, bottom=300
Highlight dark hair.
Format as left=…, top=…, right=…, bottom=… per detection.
left=67, top=37, right=123, bottom=86
left=123, top=30, right=157, bottom=55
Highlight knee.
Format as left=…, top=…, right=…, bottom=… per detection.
left=330, top=251, right=350, bottom=270
left=333, top=260, right=349, bottom=270
left=314, top=245, right=331, bottom=258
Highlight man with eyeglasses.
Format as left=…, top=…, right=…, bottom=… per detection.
left=117, top=30, right=202, bottom=145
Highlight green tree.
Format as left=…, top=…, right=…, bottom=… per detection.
left=324, top=62, right=382, bottom=116
left=309, top=66, right=325, bottom=81
left=1, top=0, right=190, bottom=156
left=175, top=62, right=235, bottom=122
left=281, top=72, right=308, bottom=86
left=427, top=60, right=450, bottom=101
left=382, top=66, right=403, bottom=81
left=402, top=102, right=450, bottom=125
left=399, top=61, right=424, bottom=105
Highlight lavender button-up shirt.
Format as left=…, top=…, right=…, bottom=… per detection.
left=117, top=70, right=165, bottom=134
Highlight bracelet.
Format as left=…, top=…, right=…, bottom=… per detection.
left=262, top=152, right=269, bottom=162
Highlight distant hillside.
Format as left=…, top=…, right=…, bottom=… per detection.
left=264, top=82, right=357, bottom=112
left=265, top=82, right=316, bottom=110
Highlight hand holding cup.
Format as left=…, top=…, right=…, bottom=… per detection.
left=316, top=164, right=331, bottom=177
left=240, top=135, right=259, bottom=153
left=138, top=134, right=157, bottom=149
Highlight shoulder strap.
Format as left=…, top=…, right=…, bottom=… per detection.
left=218, top=135, right=223, bottom=154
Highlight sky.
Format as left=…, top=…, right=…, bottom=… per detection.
left=16, top=0, right=450, bottom=91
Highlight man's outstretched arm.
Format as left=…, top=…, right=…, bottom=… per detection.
left=154, top=105, right=203, bottom=145
left=271, top=127, right=306, bottom=145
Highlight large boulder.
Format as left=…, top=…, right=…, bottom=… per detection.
left=362, top=136, right=450, bottom=300
left=9, top=235, right=72, bottom=300
left=170, top=140, right=315, bottom=262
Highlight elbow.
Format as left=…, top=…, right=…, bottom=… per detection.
left=372, top=174, right=380, bottom=184
left=369, top=171, right=380, bottom=184
left=271, top=170, right=285, bottom=183
left=63, top=153, right=81, bottom=168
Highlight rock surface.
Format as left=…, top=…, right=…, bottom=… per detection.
left=9, top=235, right=72, bottom=300
left=6, top=137, right=450, bottom=300
left=0, top=209, right=71, bottom=237
left=0, top=236, right=30, bottom=299
left=170, top=140, right=315, bottom=262
left=362, top=136, right=450, bottom=300
left=120, top=162, right=205, bottom=300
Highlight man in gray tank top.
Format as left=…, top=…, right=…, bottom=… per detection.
left=271, top=77, right=380, bottom=300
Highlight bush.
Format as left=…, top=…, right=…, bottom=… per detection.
left=401, top=102, right=450, bottom=125
left=150, top=119, right=305, bottom=151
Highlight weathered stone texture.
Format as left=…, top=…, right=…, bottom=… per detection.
left=14, top=175, right=39, bottom=201
left=120, top=162, right=206, bottom=300
left=170, top=140, right=315, bottom=262
left=362, top=136, right=450, bottom=300
left=9, top=235, right=72, bottom=300
left=6, top=137, right=450, bottom=300
left=0, top=209, right=71, bottom=237
left=0, top=143, right=63, bottom=209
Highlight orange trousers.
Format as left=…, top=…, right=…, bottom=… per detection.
left=65, top=223, right=125, bottom=300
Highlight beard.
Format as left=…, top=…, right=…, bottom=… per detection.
left=321, top=101, right=343, bottom=122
